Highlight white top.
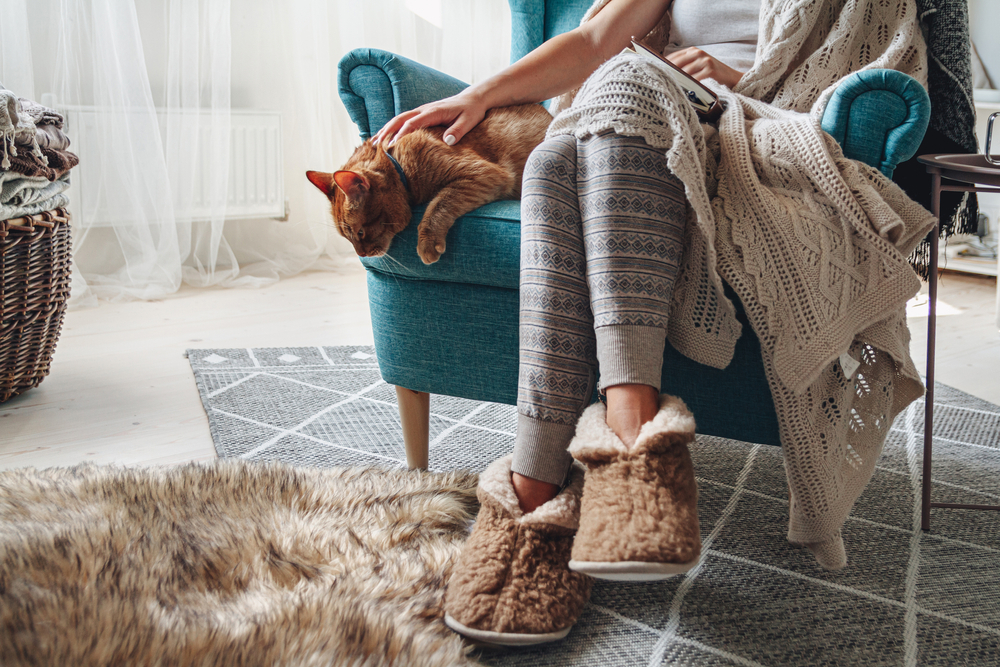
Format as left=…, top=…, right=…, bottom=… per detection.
left=664, top=0, right=761, bottom=74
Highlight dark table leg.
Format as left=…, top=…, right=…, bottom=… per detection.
left=921, top=172, right=940, bottom=532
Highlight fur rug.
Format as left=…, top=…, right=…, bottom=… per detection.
left=0, top=461, right=479, bottom=667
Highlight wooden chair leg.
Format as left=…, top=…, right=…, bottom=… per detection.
left=395, top=386, right=430, bottom=470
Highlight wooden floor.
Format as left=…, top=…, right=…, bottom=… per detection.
left=908, top=271, right=1000, bottom=406
left=2, top=263, right=997, bottom=471
left=1, top=265, right=372, bottom=471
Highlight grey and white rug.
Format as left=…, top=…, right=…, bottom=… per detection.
left=188, top=346, right=1000, bottom=666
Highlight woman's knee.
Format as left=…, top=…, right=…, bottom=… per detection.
left=523, top=135, right=578, bottom=186
left=521, top=135, right=581, bottom=236
left=577, top=130, right=680, bottom=189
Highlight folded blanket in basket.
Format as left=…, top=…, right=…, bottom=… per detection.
left=0, top=89, right=42, bottom=171
left=0, top=191, right=69, bottom=223
left=0, top=84, right=70, bottom=173
left=0, top=172, right=70, bottom=208
left=33, top=125, right=71, bottom=151
left=5, top=146, right=78, bottom=181
left=16, top=96, right=63, bottom=129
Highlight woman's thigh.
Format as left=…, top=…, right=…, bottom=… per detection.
left=576, top=131, right=688, bottom=330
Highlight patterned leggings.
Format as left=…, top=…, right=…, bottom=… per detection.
left=513, top=132, right=688, bottom=485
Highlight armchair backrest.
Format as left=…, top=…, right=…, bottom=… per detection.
left=508, top=0, right=592, bottom=64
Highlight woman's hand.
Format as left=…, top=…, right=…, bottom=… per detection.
left=665, top=47, right=744, bottom=89
left=372, top=91, right=489, bottom=147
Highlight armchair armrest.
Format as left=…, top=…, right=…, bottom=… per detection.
left=821, top=69, right=931, bottom=178
left=338, top=49, right=469, bottom=139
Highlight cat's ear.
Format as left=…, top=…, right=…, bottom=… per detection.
left=306, top=170, right=335, bottom=196
left=333, top=170, right=370, bottom=202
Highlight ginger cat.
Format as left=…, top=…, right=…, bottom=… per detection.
left=307, top=104, right=551, bottom=264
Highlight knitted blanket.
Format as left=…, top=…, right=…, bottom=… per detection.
left=0, top=89, right=43, bottom=171
left=547, top=0, right=937, bottom=568
left=916, top=0, right=977, bottom=156
left=903, top=0, right=979, bottom=276
left=0, top=83, right=69, bottom=174
left=7, top=146, right=79, bottom=182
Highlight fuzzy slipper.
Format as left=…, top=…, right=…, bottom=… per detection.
left=443, top=455, right=591, bottom=646
left=567, top=395, right=701, bottom=581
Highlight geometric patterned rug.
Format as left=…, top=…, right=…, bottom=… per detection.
left=188, top=346, right=1000, bottom=666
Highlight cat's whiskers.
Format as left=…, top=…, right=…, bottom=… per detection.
left=376, top=251, right=405, bottom=270
left=374, top=252, right=406, bottom=289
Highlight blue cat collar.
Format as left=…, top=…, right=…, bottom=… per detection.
left=384, top=148, right=409, bottom=192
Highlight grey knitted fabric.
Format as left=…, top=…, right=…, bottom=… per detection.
left=916, top=0, right=978, bottom=155
left=905, top=0, right=981, bottom=267
left=0, top=89, right=40, bottom=170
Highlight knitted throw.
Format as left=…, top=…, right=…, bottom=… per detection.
left=0, top=89, right=44, bottom=171
left=547, top=0, right=937, bottom=568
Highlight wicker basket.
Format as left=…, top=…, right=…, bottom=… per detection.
left=1, top=208, right=72, bottom=403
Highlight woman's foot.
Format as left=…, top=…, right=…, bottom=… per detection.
left=512, top=473, right=559, bottom=513
left=511, top=384, right=660, bottom=513
left=604, top=383, right=660, bottom=448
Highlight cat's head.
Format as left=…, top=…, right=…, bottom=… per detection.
left=306, top=142, right=410, bottom=258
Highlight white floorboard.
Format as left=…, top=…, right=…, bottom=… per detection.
left=1, top=263, right=997, bottom=471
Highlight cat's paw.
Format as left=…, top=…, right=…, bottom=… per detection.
left=417, top=236, right=446, bottom=264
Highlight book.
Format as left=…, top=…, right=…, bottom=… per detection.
left=625, top=38, right=724, bottom=122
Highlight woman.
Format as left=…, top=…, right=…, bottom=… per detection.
left=375, top=0, right=932, bottom=646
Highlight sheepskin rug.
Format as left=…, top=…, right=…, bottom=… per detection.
left=0, top=461, right=480, bottom=666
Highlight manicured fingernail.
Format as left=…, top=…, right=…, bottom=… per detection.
left=388, top=138, right=396, bottom=147
left=444, top=134, right=456, bottom=146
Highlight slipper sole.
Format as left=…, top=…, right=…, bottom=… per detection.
left=444, top=614, right=572, bottom=646
left=568, top=558, right=698, bottom=581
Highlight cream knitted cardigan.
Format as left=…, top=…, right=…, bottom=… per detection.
left=547, top=0, right=936, bottom=569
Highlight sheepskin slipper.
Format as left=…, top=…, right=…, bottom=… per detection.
left=567, top=396, right=701, bottom=581
left=443, top=455, right=592, bottom=646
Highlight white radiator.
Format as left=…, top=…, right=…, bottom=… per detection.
left=60, top=107, right=285, bottom=226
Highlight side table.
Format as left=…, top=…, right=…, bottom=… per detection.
left=916, top=153, right=1000, bottom=530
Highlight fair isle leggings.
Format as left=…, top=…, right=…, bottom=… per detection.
left=513, top=132, right=688, bottom=486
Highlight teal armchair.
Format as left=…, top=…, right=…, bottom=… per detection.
left=336, top=0, right=931, bottom=468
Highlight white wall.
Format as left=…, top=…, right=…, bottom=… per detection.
left=970, top=0, right=1000, bottom=88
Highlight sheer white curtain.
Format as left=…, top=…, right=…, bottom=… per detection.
left=4, top=0, right=511, bottom=306
left=165, top=0, right=237, bottom=288
left=0, top=0, right=35, bottom=101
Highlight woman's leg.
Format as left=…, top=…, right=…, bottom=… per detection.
left=563, top=132, right=702, bottom=580
left=514, top=135, right=597, bottom=509
left=513, top=132, right=688, bottom=511
left=576, top=132, right=687, bottom=445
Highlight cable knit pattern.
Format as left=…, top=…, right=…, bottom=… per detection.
left=546, top=0, right=936, bottom=565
